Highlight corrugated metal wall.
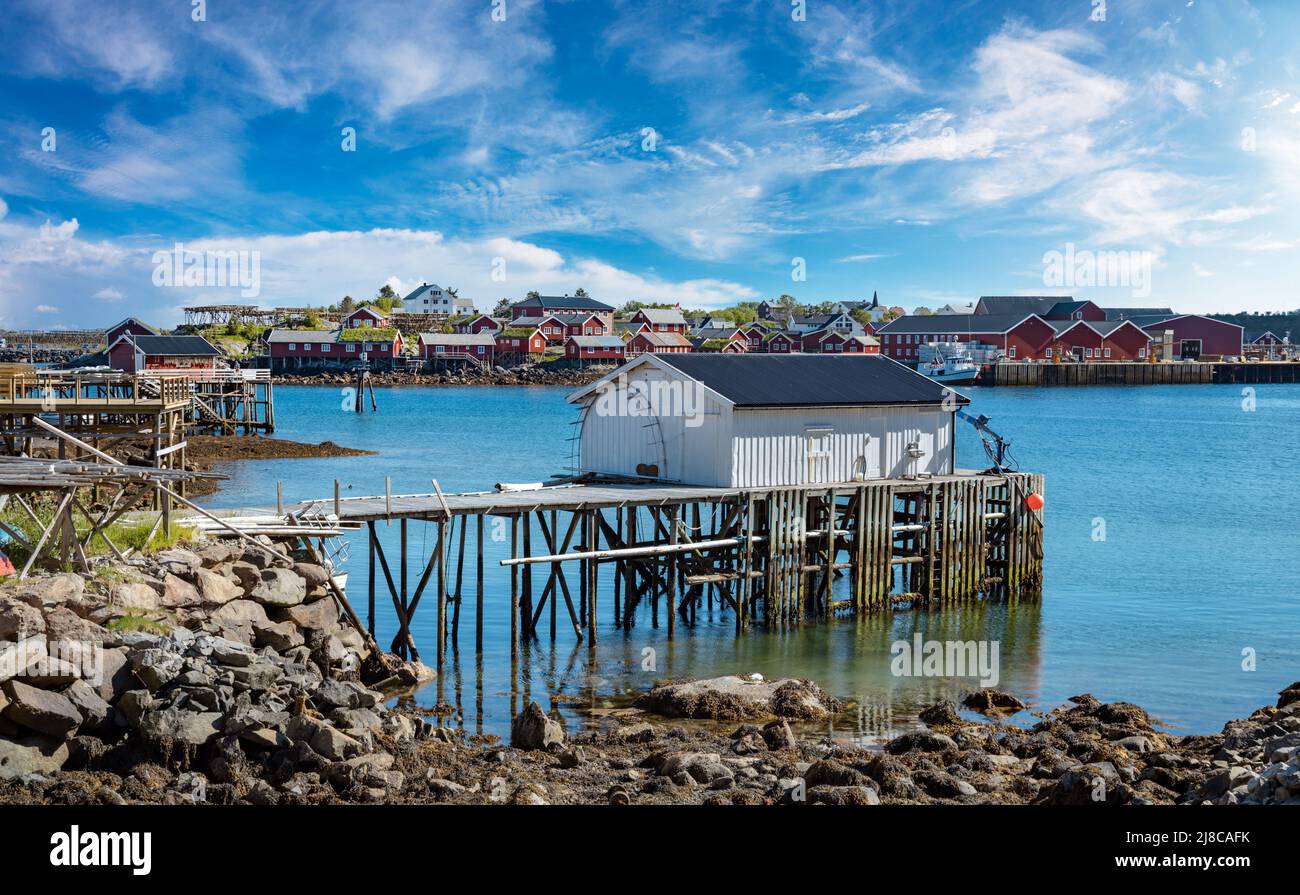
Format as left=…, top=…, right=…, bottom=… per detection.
left=729, top=405, right=952, bottom=487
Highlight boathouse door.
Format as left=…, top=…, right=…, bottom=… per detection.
left=805, top=426, right=833, bottom=484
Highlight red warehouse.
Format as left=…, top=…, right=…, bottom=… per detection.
left=876, top=314, right=1057, bottom=362
left=419, top=332, right=496, bottom=365
left=1132, top=314, right=1243, bottom=360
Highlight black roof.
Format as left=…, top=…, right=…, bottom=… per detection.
left=113, top=335, right=220, bottom=356
left=513, top=294, right=614, bottom=312
left=653, top=354, right=968, bottom=408
left=1103, top=307, right=1174, bottom=320
left=877, top=312, right=1035, bottom=334
left=976, top=296, right=1063, bottom=315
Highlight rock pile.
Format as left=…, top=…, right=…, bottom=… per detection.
left=0, top=537, right=433, bottom=803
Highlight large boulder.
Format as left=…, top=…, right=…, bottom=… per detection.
left=11, top=573, right=85, bottom=609
left=155, top=548, right=202, bottom=579
left=63, top=679, right=111, bottom=728
left=139, top=708, right=223, bottom=747
left=252, top=619, right=304, bottom=651
left=130, top=648, right=184, bottom=691
left=95, top=647, right=133, bottom=703
left=0, top=734, right=70, bottom=780
left=1, top=679, right=83, bottom=737
left=111, top=582, right=160, bottom=612
left=283, top=597, right=339, bottom=634
left=42, top=607, right=111, bottom=647
left=292, top=563, right=331, bottom=589
left=249, top=568, right=306, bottom=608
left=210, top=600, right=271, bottom=630
left=510, top=701, right=564, bottom=750
left=160, top=573, right=202, bottom=608
left=0, top=601, right=45, bottom=640
left=635, top=675, right=839, bottom=721
left=286, top=715, right=362, bottom=761
left=194, top=568, right=241, bottom=605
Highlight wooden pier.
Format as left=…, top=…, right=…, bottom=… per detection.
left=186, top=369, right=275, bottom=433
left=285, top=471, right=1045, bottom=668
left=983, top=360, right=1300, bottom=386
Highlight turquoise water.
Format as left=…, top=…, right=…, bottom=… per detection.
left=203, top=383, right=1300, bottom=738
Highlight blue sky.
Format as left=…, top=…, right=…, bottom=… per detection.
left=0, top=0, right=1297, bottom=328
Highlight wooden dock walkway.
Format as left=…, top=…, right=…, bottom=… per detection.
left=265, top=470, right=1046, bottom=670
left=983, top=360, right=1300, bottom=386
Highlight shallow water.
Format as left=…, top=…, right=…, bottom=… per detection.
left=202, top=382, right=1300, bottom=739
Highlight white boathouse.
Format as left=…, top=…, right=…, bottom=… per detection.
left=566, top=354, right=969, bottom=487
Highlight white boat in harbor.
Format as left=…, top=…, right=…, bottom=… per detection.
left=919, top=353, right=981, bottom=385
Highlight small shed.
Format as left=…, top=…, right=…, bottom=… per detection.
left=567, top=354, right=968, bottom=487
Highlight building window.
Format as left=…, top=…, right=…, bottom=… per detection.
left=347, top=343, right=356, bottom=352
left=1139, top=347, right=1147, bottom=358
left=1104, top=348, right=1111, bottom=358
left=321, top=344, right=331, bottom=353
left=288, top=343, right=296, bottom=351
left=1008, top=346, right=1016, bottom=358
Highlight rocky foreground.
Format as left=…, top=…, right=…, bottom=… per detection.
left=2, top=534, right=1298, bottom=805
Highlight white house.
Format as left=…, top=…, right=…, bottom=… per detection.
left=567, top=354, right=967, bottom=487
left=402, top=283, right=475, bottom=315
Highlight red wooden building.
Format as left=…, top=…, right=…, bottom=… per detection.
left=627, top=331, right=692, bottom=355
left=1044, top=320, right=1151, bottom=361
left=419, top=332, right=495, bottom=365
left=496, top=325, right=547, bottom=358
left=509, top=294, right=615, bottom=330
left=1133, top=314, right=1243, bottom=360
left=267, top=329, right=342, bottom=370
left=629, top=307, right=688, bottom=333
left=565, top=335, right=626, bottom=362
left=452, top=314, right=501, bottom=335
left=876, top=314, right=1058, bottom=362
left=342, top=306, right=391, bottom=329
left=106, top=334, right=221, bottom=372
left=103, top=317, right=158, bottom=346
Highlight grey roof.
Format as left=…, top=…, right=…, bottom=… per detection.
left=976, top=296, right=1065, bottom=316
left=111, top=334, right=221, bottom=356
left=513, top=294, right=615, bottom=312
left=633, top=307, right=687, bottom=325
left=651, top=354, right=969, bottom=408
left=633, top=331, right=692, bottom=347
left=105, top=317, right=159, bottom=335
left=267, top=329, right=339, bottom=344
left=418, top=332, right=495, bottom=346
left=568, top=335, right=625, bottom=349
left=1045, top=299, right=1094, bottom=316
left=692, top=326, right=745, bottom=340
left=402, top=283, right=444, bottom=300
left=877, top=313, right=1038, bottom=334
left=546, top=312, right=604, bottom=325
left=1048, top=319, right=1149, bottom=338
left=1103, top=307, right=1175, bottom=320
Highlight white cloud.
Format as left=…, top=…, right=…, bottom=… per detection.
left=34, top=304, right=59, bottom=313
left=12, top=0, right=174, bottom=89
left=0, top=223, right=759, bottom=327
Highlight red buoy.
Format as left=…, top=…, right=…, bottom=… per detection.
left=1025, top=492, right=1045, bottom=511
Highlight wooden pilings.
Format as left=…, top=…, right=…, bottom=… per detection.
left=357, top=473, right=1046, bottom=670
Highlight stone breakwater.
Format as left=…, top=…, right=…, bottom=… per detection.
left=272, top=363, right=612, bottom=388
left=0, top=537, right=435, bottom=804
left=1, top=538, right=1297, bottom=805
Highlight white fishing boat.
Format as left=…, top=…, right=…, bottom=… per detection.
left=919, top=352, right=980, bottom=385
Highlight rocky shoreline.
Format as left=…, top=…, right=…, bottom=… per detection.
left=2, top=533, right=1297, bottom=805
left=272, top=362, right=613, bottom=388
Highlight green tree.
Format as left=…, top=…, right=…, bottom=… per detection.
left=494, top=298, right=513, bottom=316
left=340, top=295, right=356, bottom=314
left=574, top=288, right=590, bottom=298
